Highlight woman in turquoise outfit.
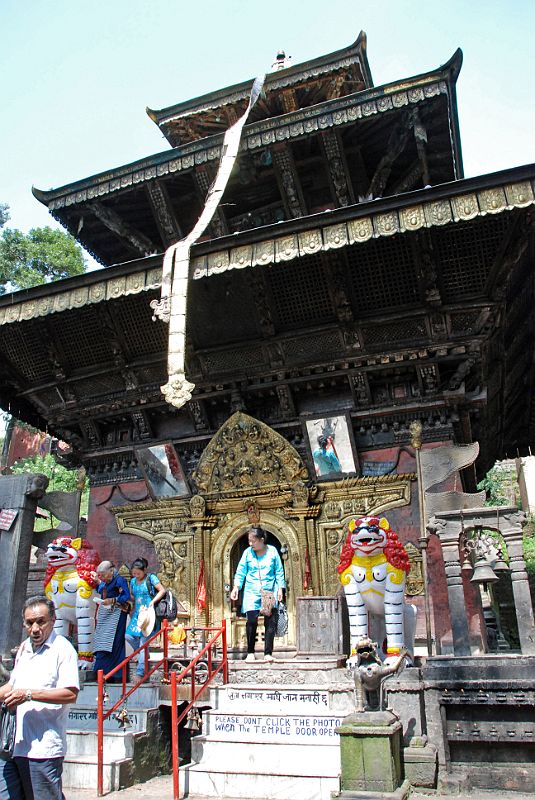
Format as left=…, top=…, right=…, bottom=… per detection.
left=125, top=558, right=166, bottom=676
left=230, top=527, right=285, bottom=662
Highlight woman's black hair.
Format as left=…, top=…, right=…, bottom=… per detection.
left=249, top=526, right=267, bottom=542
left=131, top=557, right=148, bottom=572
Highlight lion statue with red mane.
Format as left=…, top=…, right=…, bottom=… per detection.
left=44, top=536, right=101, bottom=668
left=338, top=516, right=416, bottom=663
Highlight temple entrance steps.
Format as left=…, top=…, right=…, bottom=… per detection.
left=182, top=656, right=353, bottom=800
left=63, top=682, right=165, bottom=793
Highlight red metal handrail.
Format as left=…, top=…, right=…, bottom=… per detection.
left=96, top=619, right=228, bottom=798
left=171, top=619, right=228, bottom=800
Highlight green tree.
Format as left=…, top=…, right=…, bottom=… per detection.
left=0, top=224, right=86, bottom=295
left=0, top=203, right=9, bottom=229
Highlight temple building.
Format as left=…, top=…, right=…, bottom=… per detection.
left=1, top=32, right=534, bottom=654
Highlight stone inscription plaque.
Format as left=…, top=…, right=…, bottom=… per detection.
left=225, top=688, right=329, bottom=711
left=207, top=711, right=343, bottom=744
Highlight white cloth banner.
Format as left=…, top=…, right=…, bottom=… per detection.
left=153, top=77, right=265, bottom=410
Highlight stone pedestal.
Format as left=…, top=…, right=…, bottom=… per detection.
left=336, top=710, right=408, bottom=798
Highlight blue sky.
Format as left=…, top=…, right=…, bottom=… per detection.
left=1, top=0, right=534, bottom=249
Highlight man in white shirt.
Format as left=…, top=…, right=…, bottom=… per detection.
left=0, top=595, right=79, bottom=799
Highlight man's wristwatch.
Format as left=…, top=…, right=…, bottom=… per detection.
left=25, top=689, right=32, bottom=702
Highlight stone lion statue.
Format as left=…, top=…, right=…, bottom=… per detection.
left=44, top=536, right=101, bottom=668
left=337, top=516, right=416, bottom=664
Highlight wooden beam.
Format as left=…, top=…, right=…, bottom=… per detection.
left=89, top=202, right=158, bottom=256
left=272, top=144, right=307, bottom=219
left=146, top=180, right=183, bottom=247
left=320, top=130, right=355, bottom=207
left=365, top=112, right=413, bottom=199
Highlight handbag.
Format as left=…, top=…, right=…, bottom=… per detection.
left=0, top=703, right=16, bottom=759
left=275, top=602, right=288, bottom=637
left=260, top=589, right=276, bottom=617
left=146, top=576, right=178, bottom=621
left=256, top=556, right=276, bottom=617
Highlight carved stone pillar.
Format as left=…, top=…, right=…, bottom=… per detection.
left=427, top=515, right=471, bottom=656
left=501, top=510, right=535, bottom=654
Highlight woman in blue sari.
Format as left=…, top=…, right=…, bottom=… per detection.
left=230, top=527, right=285, bottom=662
left=93, top=561, right=131, bottom=681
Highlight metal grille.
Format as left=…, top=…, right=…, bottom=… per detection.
left=345, top=237, right=419, bottom=314
left=74, top=374, right=126, bottom=398
left=361, top=318, right=426, bottom=346
left=111, top=295, right=168, bottom=357
left=0, top=326, right=50, bottom=382
left=200, top=346, right=267, bottom=375
left=281, top=330, right=343, bottom=364
left=268, top=255, right=335, bottom=330
left=49, top=307, right=115, bottom=370
left=433, top=216, right=509, bottom=302
left=450, top=310, right=482, bottom=336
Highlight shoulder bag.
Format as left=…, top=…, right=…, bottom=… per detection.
left=0, top=703, right=16, bottom=759
left=256, top=556, right=275, bottom=617
left=146, top=575, right=178, bottom=622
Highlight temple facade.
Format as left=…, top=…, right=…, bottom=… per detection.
left=1, top=33, right=534, bottom=653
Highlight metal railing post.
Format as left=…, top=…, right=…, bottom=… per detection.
left=97, top=669, right=104, bottom=796
left=222, top=618, right=229, bottom=684
left=163, top=619, right=169, bottom=683
left=171, top=670, right=179, bottom=800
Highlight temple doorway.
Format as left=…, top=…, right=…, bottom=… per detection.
left=219, top=519, right=296, bottom=654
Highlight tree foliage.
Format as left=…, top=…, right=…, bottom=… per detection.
left=0, top=205, right=86, bottom=294
left=0, top=204, right=9, bottom=229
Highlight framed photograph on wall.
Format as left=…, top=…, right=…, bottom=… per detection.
left=302, top=413, right=358, bottom=480
left=136, top=443, right=190, bottom=499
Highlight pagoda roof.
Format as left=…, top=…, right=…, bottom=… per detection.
left=146, top=32, right=374, bottom=147
left=33, top=48, right=463, bottom=267
left=8, top=164, right=535, bottom=479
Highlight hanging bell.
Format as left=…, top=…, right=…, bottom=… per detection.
left=184, top=708, right=202, bottom=732
left=493, top=548, right=509, bottom=572
left=115, top=707, right=132, bottom=729
left=461, top=554, right=473, bottom=573
left=470, top=556, right=499, bottom=584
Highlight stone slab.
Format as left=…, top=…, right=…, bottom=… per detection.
left=66, top=730, right=136, bottom=759
left=184, top=765, right=340, bottom=800
left=333, top=777, right=411, bottom=800
left=191, top=738, right=341, bottom=776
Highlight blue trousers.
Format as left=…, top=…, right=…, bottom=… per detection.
left=0, top=756, right=64, bottom=800
left=126, top=633, right=150, bottom=675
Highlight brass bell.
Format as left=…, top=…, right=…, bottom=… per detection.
left=184, top=708, right=202, bottom=732
left=493, top=549, right=509, bottom=572
left=461, top=554, right=473, bottom=573
left=470, top=556, right=499, bottom=584
left=115, top=707, right=132, bottom=729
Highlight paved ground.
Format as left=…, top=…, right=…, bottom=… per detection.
left=66, top=776, right=535, bottom=800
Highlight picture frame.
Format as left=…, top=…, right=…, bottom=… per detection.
left=136, top=443, right=190, bottom=499
left=302, top=413, right=359, bottom=480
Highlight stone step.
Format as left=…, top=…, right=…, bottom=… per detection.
left=202, top=709, right=345, bottom=745
left=182, top=765, right=339, bottom=800
left=208, top=684, right=354, bottom=715
left=77, top=682, right=161, bottom=708
left=226, top=658, right=350, bottom=687
left=67, top=705, right=152, bottom=733
left=191, top=738, right=341, bottom=776
left=63, top=754, right=132, bottom=793
left=66, top=730, right=139, bottom=759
